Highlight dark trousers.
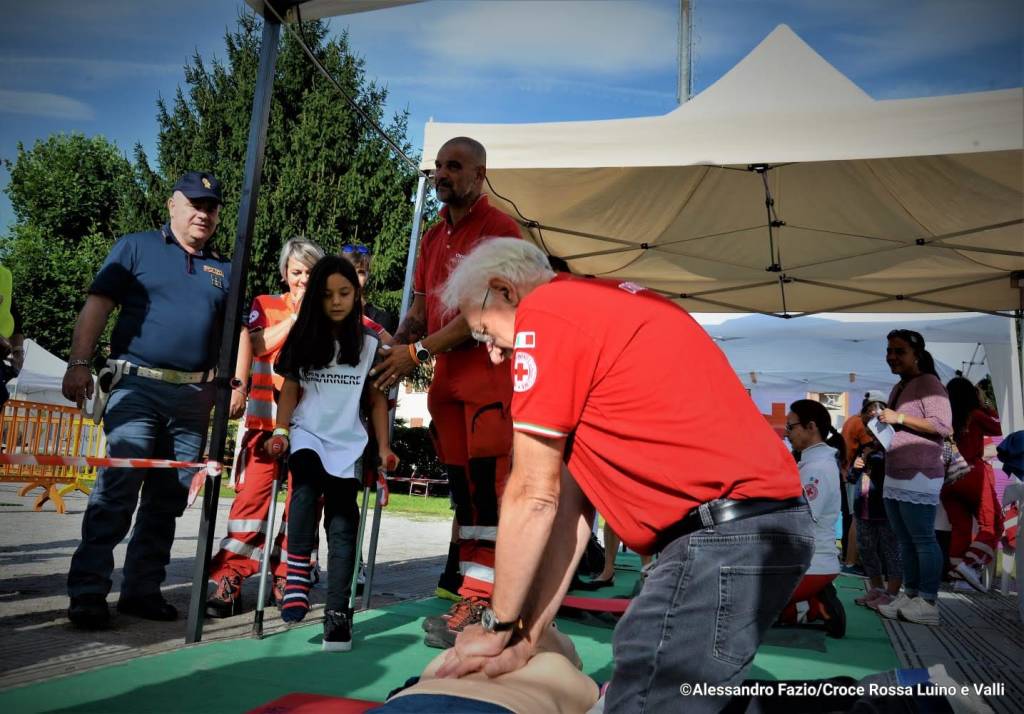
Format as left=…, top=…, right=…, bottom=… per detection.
left=605, top=504, right=815, bottom=714
left=287, top=449, right=360, bottom=611
left=68, top=376, right=214, bottom=599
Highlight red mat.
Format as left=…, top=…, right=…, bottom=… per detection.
left=561, top=595, right=631, bottom=614
left=246, top=692, right=381, bottom=714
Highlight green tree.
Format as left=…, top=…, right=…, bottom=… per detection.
left=0, top=133, right=151, bottom=356
left=145, top=13, right=420, bottom=313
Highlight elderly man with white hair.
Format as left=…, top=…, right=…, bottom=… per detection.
left=435, top=238, right=815, bottom=713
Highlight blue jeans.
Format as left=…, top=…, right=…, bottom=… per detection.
left=605, top=504, right=815, bottom=714
left=67, top=375, right=215, bottom=599
left=883, top=497, right=942, bottom=600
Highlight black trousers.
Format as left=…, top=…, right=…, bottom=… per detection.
left=287, top=449, right=360, bottom=610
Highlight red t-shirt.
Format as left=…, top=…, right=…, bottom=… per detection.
left=414, top=195, right=521, bottom=335
left=511, top=275, right=804, bottom=554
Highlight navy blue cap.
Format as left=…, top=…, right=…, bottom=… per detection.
left=172, top=171, right=223, bottom=204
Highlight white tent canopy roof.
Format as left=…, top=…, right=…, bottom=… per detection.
left=422, top=25, right=1024, bottom=315
left=243, top=0, right=418, bottom=22
left=719, top=337, right=957, bottom=393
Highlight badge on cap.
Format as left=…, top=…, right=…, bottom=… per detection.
left=513, top=352, right=537, bottom=392
left=202, top=177, right=211, bottom=189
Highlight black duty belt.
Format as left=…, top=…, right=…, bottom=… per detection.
left=655, top=496, right=807, bottom=552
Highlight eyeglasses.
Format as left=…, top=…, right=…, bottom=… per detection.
left=785, top=421, right=802, bottom=433
left=470, top=287, right=492, bottom=343
left=341, top=244, right=370, bottom=255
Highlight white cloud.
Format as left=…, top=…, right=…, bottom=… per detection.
left=386, top=71, right=673, bottom=103
left=0, top=89, right=95, bottom=120
left=821, top=0, right=1021, bottom=75
left=414, top=0, right=677, bottom=75
left=0, top=56, right=180, bottom=81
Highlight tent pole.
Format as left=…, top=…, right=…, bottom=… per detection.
left=677, top=0, right=694, bottom=103
left=362, top=173, right=428, bottom=609
left=185, top=14, right=281, bottom=645
left=399, top=175, right=429, bottom=320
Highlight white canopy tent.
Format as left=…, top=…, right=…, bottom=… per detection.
left=420, top=24, right=1023, bottom=317
left=718, top=336, right=957, bottom=393
left=420, top=23, right=1024, bottom=431
left=700, top=311, right=1023, bottom=431
left=5, top=339, right=74, bottom=407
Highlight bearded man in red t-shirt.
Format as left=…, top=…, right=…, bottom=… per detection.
left=371, top=137, right=521, bottom=649
left=434, top=238, right=815, bottom=713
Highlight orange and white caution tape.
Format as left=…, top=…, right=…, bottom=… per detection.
left=0, top=453, right=224, bottom=507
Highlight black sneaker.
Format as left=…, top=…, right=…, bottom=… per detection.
left=117, top=593, right=178, bottom=621
left=323, top=608, right=352, bottom=652
left=68, top=594, right=110, bottom=630
left=819, top=583, right=847, bottom=639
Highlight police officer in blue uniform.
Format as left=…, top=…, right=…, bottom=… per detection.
left=62, top=172, right=231, bottom=629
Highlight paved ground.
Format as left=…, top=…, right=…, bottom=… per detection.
left=0, top=483, right=451, bottom=689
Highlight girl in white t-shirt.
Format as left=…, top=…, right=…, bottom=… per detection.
left=780, top=399, right=847, bottom=638
left=266, top=255, right=397, bottom=652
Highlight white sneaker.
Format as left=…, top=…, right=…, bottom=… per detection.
left=877, top=592, right=913, bottom=619
left=897, top=596, right=940, bottom=626
left=954, top=562, right=988, bottom=593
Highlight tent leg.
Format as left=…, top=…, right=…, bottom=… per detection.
left=399, top=175, right=428, bottom=318
left=184, top=14, right=281, bottom=645
left=361, top=174, right=427, bottom=608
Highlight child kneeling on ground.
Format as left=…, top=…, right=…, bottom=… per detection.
left=266, top=255, right=397, bottom=652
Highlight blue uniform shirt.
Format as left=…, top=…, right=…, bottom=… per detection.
left=89, top=225, right=232, bottom=372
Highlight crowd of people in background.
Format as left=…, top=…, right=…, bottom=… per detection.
left=811, top=330, right=1005, bottom=630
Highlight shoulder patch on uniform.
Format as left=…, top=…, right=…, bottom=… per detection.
left=514, top=331, right=536, bottom=349
left=512, top=352, right=538, bottom=392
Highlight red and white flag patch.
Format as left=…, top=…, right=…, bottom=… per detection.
left=514, top=331, right=536, bottom=349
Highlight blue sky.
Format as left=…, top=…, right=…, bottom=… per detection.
left=0, top=0, right=1020, bottom=231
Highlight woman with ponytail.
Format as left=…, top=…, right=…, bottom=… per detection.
left=875, top=330, right=952, bottom=627
left=780, top=399, right=846, bottom=637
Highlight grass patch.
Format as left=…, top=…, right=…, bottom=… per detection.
left=216, top=483, right=451, bottom=518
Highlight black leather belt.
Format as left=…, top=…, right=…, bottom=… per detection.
left=655, top=496, right=807, bottom=552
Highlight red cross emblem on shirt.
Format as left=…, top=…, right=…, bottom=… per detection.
left=513, top=352, right=537, bottom=392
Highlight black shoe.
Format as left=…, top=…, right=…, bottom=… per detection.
left=819, top=583, right=847, bottom=639
left=323, top=609, right=352, bottom=652
left=575, top=576, right=615, bottom=591
left=117, top=593, right=178, bottom=621
left=68, top=594, right=110, bottom=630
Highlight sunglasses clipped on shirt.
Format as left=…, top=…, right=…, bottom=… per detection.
left=341, top=244, right=370, bottom=255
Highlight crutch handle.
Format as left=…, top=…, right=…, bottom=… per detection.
left=376, top=466, right=391, bottom=508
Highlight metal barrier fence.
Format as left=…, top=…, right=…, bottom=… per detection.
left=0, top=399, right=105, bottom=513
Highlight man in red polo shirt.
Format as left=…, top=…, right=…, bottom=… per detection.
left=434, top=238, right=814, bottom=713
left=371, top=137, right=520, bottom=649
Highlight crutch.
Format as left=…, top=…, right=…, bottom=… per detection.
left=252, top=458, right=286, bottom=639
left=349, top=456, right=395, bottom=615
left=361, top=456, right=395, bottom=609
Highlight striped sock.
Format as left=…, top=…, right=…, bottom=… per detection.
left=281, top=553, right=312, bottom=623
